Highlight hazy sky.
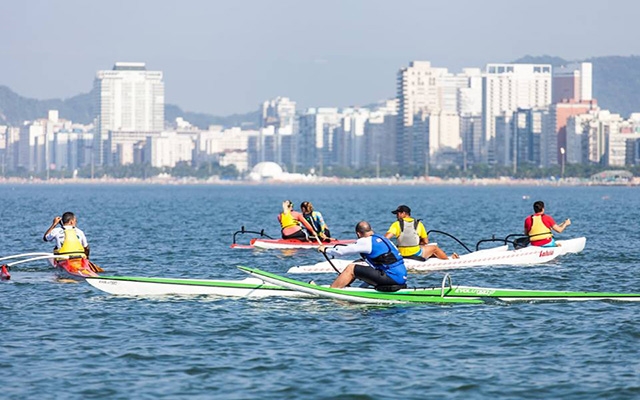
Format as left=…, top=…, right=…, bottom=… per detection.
left=2, top=0, right=639, bottom=115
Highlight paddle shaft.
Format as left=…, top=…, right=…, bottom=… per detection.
left=320, top=248, right=341, bottom=274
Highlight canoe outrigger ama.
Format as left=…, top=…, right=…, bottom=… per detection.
left=0, top=252, right=99, bottom=280
left=230, top=226, right=355, bottom=250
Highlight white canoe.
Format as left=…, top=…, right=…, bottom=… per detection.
left=287, top=237, right=586, bottom=274
left=86, top=275, right=312, bottom=298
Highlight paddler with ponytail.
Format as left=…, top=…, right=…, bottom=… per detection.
left=278, top=200, right=317, bottom=242
left=43, top=211, right=90, bottom=258
left=524, top=201, right=571, bottom=247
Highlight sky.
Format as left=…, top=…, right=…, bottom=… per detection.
left=1, top=0, right=639, bottom=116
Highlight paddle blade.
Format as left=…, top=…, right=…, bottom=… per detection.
left=1, top=264, right=10, bottom=281
left=88, top=261, right=105, bottom=273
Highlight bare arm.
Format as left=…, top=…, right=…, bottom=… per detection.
left=43, top=216, right=62, bottom=241
left=552, top=218, right=571, bottom=234
left=296, top=213, right=317, bottom=234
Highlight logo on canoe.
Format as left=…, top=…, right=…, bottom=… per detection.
left=455, top=288, right=496, bottom=296
left=539, top=250, right=555, bottom=257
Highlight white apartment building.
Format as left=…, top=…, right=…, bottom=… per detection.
left=397, top=62, right=483, bottom=170
left=261, top=97, right=296, bottom=134
left=396, top=61, right=449, bottom=169
left=144, top=132, right=194, bottom=168
left=94, top=62, right=164, bottom=165
left=260, top=97, right=297, bottom=168
left=297, top=108, right=342, bottom=173
left=482, top=63, right=552, bottom=163
left=334, top=108, right=370, bottom=169
left=194, top=127, right=259, bottom=173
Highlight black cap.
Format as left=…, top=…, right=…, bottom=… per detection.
left=391, top=205, right=411, bottom=215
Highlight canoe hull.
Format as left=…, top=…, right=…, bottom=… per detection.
left=86, top=275, right=311, bottom=297
left=54, top=258, right=99, bottom=279
left=241, top=266, right=640, bottom=304
left=289, top=237, right=587, bottom=274
left=233, top=238, right=356, bottom=250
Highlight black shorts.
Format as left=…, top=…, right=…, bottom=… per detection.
left=282, top=229, right=308, bottom=241
left=354, top=265, right=399, bottom=287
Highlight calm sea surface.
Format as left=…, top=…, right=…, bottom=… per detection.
left=1, top=183, right=639, bottom=399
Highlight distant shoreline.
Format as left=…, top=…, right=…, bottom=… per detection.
left=0, top=176, right=637, bottom=186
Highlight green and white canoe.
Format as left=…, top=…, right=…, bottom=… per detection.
left=239, top=266, right=640, bottom=305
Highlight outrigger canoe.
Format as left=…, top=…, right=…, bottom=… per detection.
left=232, top=237, right=356, bottom=250
left=240, top=266, right=640, bottom=305
left=288, top=237, right=586, bottom=274
left=86, top=266, right=640, bottom=305
left=229, top=226, right=354, bottom=249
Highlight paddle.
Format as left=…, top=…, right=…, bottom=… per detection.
left=87, top=260, right=104, bottom=273
left=318, top=247, right=341, bottom=274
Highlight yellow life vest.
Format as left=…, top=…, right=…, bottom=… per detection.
left=55, top=228, right=86, bottom=258
left=280, top=212, right=299, bottom=229
left=528, top=215, right=552, bottom=241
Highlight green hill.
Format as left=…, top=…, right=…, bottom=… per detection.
left=1, top=55, right=640, bottom=126
left=0, top=86, right=260, bottom=129
left=513, top=54, right=640, bottom=117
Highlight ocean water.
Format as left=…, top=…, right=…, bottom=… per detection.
left=1, top=183, right=639, bottom=399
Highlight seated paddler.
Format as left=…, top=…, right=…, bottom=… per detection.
left=300, top=201, right=332, bottom=241
left=43, top=211, right=90, bottom=259
left=318, top=221, right=407, bottom=290
left=385, top=204, right=458, bottom=260
left=524, top=200, right=571, bottom=247
left=278, top=200, right=317, bottom=241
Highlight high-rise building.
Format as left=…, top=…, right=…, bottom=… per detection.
left=482, top=63, right=552, bottom=163
left=396, top=61, right=449, bottom=171
left=261, top=97, right=296, bottom=133
left=94, top=62, right=164, bottom=165
left=297, top=108, right=341, bottom=174
left=260, top=97, right=297, bottom=169
left=552, top=62, right=592, bottom=103
left=547, top=99, right=598, bottom=167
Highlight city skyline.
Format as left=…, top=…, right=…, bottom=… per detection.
left=2, top=0, right=639, bottom=116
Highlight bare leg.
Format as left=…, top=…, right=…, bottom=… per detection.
left=330, top=263, right=357, bottom=288
left=421, top=245, right=450, bottom=260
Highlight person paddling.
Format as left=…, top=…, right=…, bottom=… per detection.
left=318, top=221, right=407, bottom=289
left=300, top=201, right=332, bottom=241
left=385, top=205, right=458, bottom=260
left=43, top=211, right=102, bottom=273
left=278, top=200, right=317, bottom=242
left=524, top=201, right=571, bottom=247
left=43, top=212, right=90, bottom=258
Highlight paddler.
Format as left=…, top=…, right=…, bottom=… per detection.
left=318, top=221, right=407, bottom=289
left=524, top=200, right=571, bottom=247
left=43, top=212, right=90, bottom=258
left=300, top=201, right=332, bottom=241
left=385, top=205, right=458, bottom=260
left=278, top=200, right=317, bottom=241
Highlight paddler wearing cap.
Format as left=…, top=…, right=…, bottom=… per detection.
left=385, top=205, right=458, bottom=260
